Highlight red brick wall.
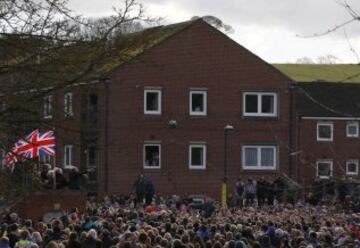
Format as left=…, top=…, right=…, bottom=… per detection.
left=103, top=20, right=292, bottom=199
left=295, top=118, right=360, bottom=184
left=13, top=191, right=86, bottom=221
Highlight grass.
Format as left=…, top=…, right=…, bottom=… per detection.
left=273, top=64, right=360, bottom=83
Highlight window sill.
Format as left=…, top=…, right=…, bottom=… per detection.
left=143, top=166, right=161, bottom=169
left=189, top=167, right=206, bottom=170
left=144, top=113, right=161, bottom=116
left=242, top=168, right=277, bottom=171
left=241, top=116, right=279, bottom=121
left=317, top=139, right=333, bottom=142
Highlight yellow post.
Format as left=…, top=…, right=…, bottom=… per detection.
left=221, top=182, right=227, bottom=208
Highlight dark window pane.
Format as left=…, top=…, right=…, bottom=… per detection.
left=319, top=125, right=331, bottom=139
left=145, top=146, right=160, bottom=167
left=146, top=93, right=159, bottom=111
left=318, top=162, right=331, bottom=177
left=261, top=148, right=274, bottom=167
left=192, top=94, right=204, bottom=112
left=262, top=95, right=275, bottom=113
left=245, top=95, right=258, bottom=113
left=191, top=147, right=203, bottom=166
left=245, top=148, right=257, bottom=166
left=89, top=94, right=98, bottom=110
left=348, top=163, right=357, bottom=173
left=348, top=125, right=358, bottom=136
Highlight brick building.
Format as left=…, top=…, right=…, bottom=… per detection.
left=274, top=64, right=360, bottom=185
left=4, top=19, right=360, bottom=199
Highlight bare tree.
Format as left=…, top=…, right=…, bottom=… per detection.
left=0, top=0, right=158, bottom=142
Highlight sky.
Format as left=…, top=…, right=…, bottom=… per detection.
left=67, top=0, right=360, bottom=64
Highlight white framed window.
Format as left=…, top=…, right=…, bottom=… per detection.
left=190, top=91, right=207, bottom=116
left=63, top=144, right=73, bottom=168
left=242, top=145, right=277, bottom=170
left=316, top=160, right=333, bottom=179
left=346, top=159, right=359, bottom=176
left=144, top=89, right=161, bottom=115
left=43, top=95, right=53, bottom=119
left=189, top=144, right=206, bottom=169
left=143, top=143, right=161, bottom=169
left=347, top=122, right=359, bottom=138
left=317, top=122, right=333, bottom=141
left=243, top=92, right=277, bottom=117
left=64, top=92, right=73, bottom=117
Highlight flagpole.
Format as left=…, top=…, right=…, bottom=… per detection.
left=53, top=128, right=57, bottom=190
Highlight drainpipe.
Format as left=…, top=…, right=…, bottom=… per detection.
left=103, top=78, right=110, bottom=195
left=288, top=83, right=296, bottom=178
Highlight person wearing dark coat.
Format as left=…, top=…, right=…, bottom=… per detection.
left=133, top=174, right=146, bottom=206
left=67, top=232, right=81, bottom=248
left=144, top=177, right=155, bottom=206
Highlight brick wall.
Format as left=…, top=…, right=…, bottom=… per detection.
left=102, top=20, right=293, bottom=199
left=13, top=191, right=86, bottom=221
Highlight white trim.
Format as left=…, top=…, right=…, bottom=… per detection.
left=43, top=95, right=53, bottom=119
left=317, top=122, right=333, bottom=141
left=144, top=89, right=161, bottom=115
left=143, top=143, right=161, bottom=169
left=346, top=122, right=359, bottom=138
left=243, top=92, right=277, bottom=117
left=64, top=92, right=74, bottom=117
left=316, top=160, right=333, bottom=179
left=189, top=90, right=207, bottom=116
left=63, top=144, right=73, bottom=168
left=189, top=144, right=207, bottom=170
left=242, top=145, right=277, bottom=170
left=346, top=159, right=359, bottom=176
left=302, top=117, right=360, bottom=120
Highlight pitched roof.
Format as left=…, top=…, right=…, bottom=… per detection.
left=296, top=82, right=360, bottom=117
left=273, top=64, right=360, bottom=83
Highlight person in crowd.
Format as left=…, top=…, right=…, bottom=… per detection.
left=234, top=179, right=244, bottom=207
left=144, top=176, right=155, bottom=206
left=67, top=166, right=84, bottom=190
left=244, top=179, right=257, bottom=206
left=133, top=174, right=146, bottom=207
left=4, top=177, right=360, bottom=248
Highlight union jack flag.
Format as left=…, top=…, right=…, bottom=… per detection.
left=16, top=129, right=56, bottom=158
left=3, top=147, right=19, bottom=169
left=3, top=129, right=56, bottom=168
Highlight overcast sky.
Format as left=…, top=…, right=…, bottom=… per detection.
left=68, top=0, right=360, bottom=63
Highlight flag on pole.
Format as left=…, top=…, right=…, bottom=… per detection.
left=3, top=129, right=56, bottom=168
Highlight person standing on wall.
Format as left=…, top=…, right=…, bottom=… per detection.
left=144, top=176, right=155, bottom=206
left=133, top=174, right=145, bottom=207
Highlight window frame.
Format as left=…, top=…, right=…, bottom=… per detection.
left=63, top=144, right=73, bottom=168
left=144, top=89, right=162, bottom=115
left=143, top=143, right=161, bottom=169
left=243, top=92, right=277, bottom=117
left=189, top=90, right=207, bottom=116
left=43, top=95, right=53, bottom=119
left=317, top=122, right=333, bottom=141
left=346, top=159, right=359, bottom=176
left=346, top=122, right=359, bottom=138
left=242, top=145, right=277, bottom=170
left=189, top=143, right=207, bottom=170
left=316, top=160, right=333, bottom=179
left=64, top=92, right=74, bottom=117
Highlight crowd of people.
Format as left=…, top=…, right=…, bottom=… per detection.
left=1, top=174, right=360, bottom=248
left=1, top=173, right=360, bottom=248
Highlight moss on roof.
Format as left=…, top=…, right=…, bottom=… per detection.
left=100, top=21, right=195, bottom=76
left=273, top=64, right=360, bottom=83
